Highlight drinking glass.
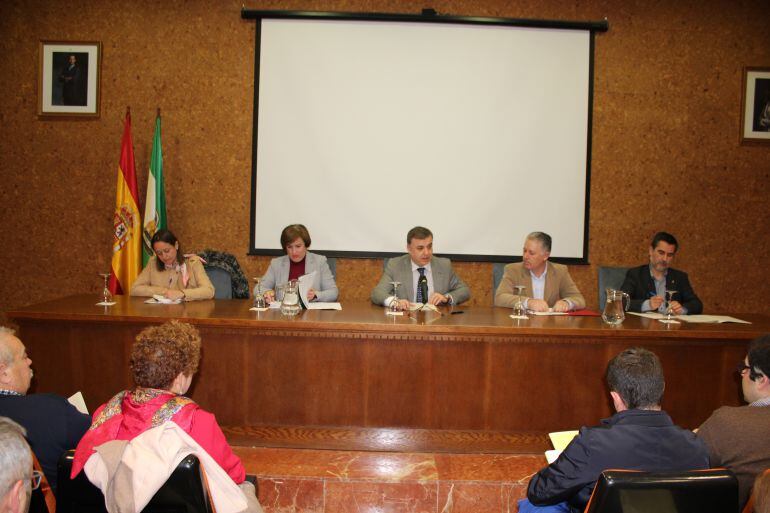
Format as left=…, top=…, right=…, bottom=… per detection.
left=253, top=277, right=266, bottom=309
left=513, top=285, right=526, bottom=316
left=98, top=273, right=112, bottom=304
left=665, top=290, right=678, bottom=321
left=389, top=281, right=402, bottom=313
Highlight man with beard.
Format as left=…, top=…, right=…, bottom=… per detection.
left=620, top=231, right=702, bottom=315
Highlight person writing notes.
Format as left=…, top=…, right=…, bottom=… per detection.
left=620, top=231, right=702, bottom=315
left=371, top=226, right=470, bottom=310
left=257, top=224, right=338, bottom=303
left=130, top=229, right=214, bottom=301
left=494, top=232, right=585, bottom=312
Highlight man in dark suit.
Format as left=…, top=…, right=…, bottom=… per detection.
left=0, top=327, right=90, bottom=492
left=58, top=54, right=82, bottom=105
left=371, top=226, right=470, bottom=310
left=621, top=231, right=702, bottom=315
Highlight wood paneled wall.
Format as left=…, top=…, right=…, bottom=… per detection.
left=1, top=0, right=768, bottom=317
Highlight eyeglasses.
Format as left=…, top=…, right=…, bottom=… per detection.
left=31, top=470, right=43, bottom=490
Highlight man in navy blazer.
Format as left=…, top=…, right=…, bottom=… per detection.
left=621, top=231, right=703, bottom=315
left=0, top=327, right=90, bottom=492
left=521, top=348, right=709, bottom=513
left=371, top=226, right=470, bottom=310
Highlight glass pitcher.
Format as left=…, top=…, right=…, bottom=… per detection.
left=602, top=288, right=630, bottom=325
left=280, top=279, right=301, bottom=316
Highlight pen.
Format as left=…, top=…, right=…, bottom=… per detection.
left=451, top=311, right=465, bottom=315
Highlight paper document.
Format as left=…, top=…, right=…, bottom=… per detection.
left=549, top=430, right=579, bottom=450
left=544, top=430, right=579, bottom=464
left=407, top=303, right=440, bottom=312
left=145, top=295, right=182, bottom=304
left=298, top=271, right=317, bottom=306
left=249, top=307, right=269, bottom=312
left=545, top=449, right=562, bottom=464
left=677, top=315, right=751, bottom=324
left=628, top=312, right=750, bottom=324
left=95, top=301, right=116, bottom=306
left=628, top=312, right=667, bottom=319
left=531, top=310, right=567, bottom=316
left=68, top=391, right=89, bottom=415
left=306, top=302, right=342, bottom=310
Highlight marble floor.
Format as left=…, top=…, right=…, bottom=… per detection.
left=235, top=446, right=546, bottom=513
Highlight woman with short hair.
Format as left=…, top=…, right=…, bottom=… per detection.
left=258, top=224, right=338, bottom=303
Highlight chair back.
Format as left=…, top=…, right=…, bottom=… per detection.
left=56, top=450, right=213, bottom=513
left=198, top=249, right=250, bottom=299
left=205, top=266, right=234, bottom=299
left=28, top=451, right=55, bottom=513
left=744, top=468, right=770, bottom=513
left=598, top=266, right=629, bottom=310
left=585, top=469, right=738, bottom=513
left=326, top=256, right=337, bottom=278
left=491, top=262, right=508, bottom=300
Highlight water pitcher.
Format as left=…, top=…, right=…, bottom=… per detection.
left=602, top=289, right=630, bottom=325
left=280, top=279, right=301, bottom=316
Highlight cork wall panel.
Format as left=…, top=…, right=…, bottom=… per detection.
left=0, top=0, right=768, bottom=319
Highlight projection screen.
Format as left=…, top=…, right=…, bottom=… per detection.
left=248, top=13, right=603, bottom=262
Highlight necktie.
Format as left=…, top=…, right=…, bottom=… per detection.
left=416, top=268, right=428, bottom=304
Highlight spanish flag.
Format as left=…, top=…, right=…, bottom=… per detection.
left=108, top=108, right=142, bottom=294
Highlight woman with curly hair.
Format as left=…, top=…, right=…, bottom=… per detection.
left=71, top=321, right=260, bottom=511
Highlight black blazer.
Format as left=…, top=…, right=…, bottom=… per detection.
left=620, top=265, right=703, bottom=314
left=0, top=393, right=90, bottom=491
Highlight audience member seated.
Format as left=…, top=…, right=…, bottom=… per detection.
left=257, top=224, right=338, bottom=303
left=520, top=347, right=709, bottom=513
left=371, top=226, right=470, bottom=310
left=698, top=334, right=770, bottom=510
left=620, top=231, right=702, bottom=314
left=0, top=327, right=89, bottom=492
left=494, top=231, right=585, bottom=312
left=0, top=417, right=35, bottom=513
left=71, top=321, right=262, bottom=512
left=130, top=229, right=214, bottom=301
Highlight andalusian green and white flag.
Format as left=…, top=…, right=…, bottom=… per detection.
left=142, top=112, right=167, bottom=265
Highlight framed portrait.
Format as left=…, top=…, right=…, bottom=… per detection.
left=740, top=66, right=770, bottom=144
left=38, top=41, right=101, bottom=117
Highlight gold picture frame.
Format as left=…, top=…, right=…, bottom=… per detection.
left=740, top=66, right=770, bottom=144
left=38, top=40, right=102, bottom=118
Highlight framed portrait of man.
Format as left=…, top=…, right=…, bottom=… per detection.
left=38, top=41, right=101, bottom=118
left=740, top=67, right=770, bottom=144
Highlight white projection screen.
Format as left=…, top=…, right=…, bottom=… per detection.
left=248, top=13, right=604, bottom=262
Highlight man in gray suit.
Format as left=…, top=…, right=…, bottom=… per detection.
left=371, top=226, right=470, bottom=310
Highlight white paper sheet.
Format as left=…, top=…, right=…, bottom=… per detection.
left=677, top=315, right=751, bottom=324
left=68, top=391, right=89, bottom=415
left=145, top=295, right=182, bottom=304
left=298, top=271, right=317, bottom=306
left=306, top=302, right=342, bottom=310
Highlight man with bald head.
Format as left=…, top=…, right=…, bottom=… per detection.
left=0, top=327, right=90, bottom=492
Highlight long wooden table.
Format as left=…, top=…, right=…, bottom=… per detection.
left=7, top=295, right=767, bottom=435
